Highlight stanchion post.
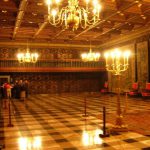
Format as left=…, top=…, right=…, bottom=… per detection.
left=0, top=144, right=5, bottom=149
left=3, top=99, right=7, bottom=109
left=83, top=97, right=88, bottom=117
left=99, top=106, right=109, bottom=138
left=7, top=98, right=14, bottom=127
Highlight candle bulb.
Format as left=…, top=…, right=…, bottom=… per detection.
left=123, top=52, right=126, bottom=65
left=104, top=53, right=109, bottom=66
left=111, top=52, right=115, bottom=65
left=127, top=56, right=128, bottom=65
left=52, top=9, right=57, bottom=23
left=124, top=50, right=130, bottom=65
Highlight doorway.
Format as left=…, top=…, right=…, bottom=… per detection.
left=0, top=76, right=10, bottom=85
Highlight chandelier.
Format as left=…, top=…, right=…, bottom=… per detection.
left=104, top=48, right=130, bottom=131
left=81, top=43, right=100, bottom=61
left=104, top=48, right=130, bottom=75
left=46, top=0, right=102, bottom=30
left=17, top=45, right=39, bottom=63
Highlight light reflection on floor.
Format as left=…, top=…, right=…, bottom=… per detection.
left=1, top=94, right=150, bottom=149
left=18, top=136, right=42, bottom=150
left=82, top=129, right=103, bottom=146
left=17, top=129, right=103, bottom=149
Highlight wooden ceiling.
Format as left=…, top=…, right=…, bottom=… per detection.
left=0, top=0, right=150, bottom=48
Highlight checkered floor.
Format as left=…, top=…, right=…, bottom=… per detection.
left=0, top=93, right=150, bottom=150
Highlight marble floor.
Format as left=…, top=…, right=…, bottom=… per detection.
left=0, top=93, right=150, bottom=150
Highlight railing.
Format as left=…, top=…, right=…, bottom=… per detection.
left=0, top=59, right=106, bottom=72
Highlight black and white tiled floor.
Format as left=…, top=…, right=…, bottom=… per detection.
left=0, top=93, right=150, bottom=150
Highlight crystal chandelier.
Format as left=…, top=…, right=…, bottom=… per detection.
left=81, top=43, right=100, bottom=61
left=46, top=0, right=102, bottom=30
left=17, top=45, right=39, bottom=63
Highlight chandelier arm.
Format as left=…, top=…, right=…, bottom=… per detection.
left=80, top=6, right=99, bottom=26
left=78, top=8, right=85, bottom=29
left=47, top=0, right=101, bottom=30
left=106, top=63, right=129, bottom=75
left=106, top=65, right=115, bottom=72
left=80, top=8, right=91, bottom=26
left=48, top=8, right=66, bottom=26
left=106, top=68, right=116, bottom=73
left=120, top=66, right=128, bottom=72
left=80, top=8, right=92, bottom=29
left=57, top=9, right=70, bottom=29
left=120, top=64, right=128, bottom=71
left=85, top=18, right=99, bottom=26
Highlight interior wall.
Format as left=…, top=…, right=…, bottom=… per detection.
left=0, top=46, right=107, bottom=94
left=137, top=41, right=149, bottom=89
left=0, top=47, right=79, bottom=60
left=0, top=72, right=107, bottom=94
left=0, top=47, right=99, bottom=60
left=107, top=37, right=149, bottom=93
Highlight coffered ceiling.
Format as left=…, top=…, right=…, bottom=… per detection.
left=0, top=0, right=150, bottom=48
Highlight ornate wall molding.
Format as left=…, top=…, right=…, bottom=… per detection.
left=0, top=41, right=97, bottom=49
left=97, top=26, right=150, bottom=50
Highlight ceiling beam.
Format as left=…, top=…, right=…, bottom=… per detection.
left=12, top=0, right=28, bottom=39
left=33, top=20, right=48, bottom=38
left=0, top=41, right=96, bottom=49
left=52, top=30, right=65, bottom=39
left=93, top=7, right=150, bottom=39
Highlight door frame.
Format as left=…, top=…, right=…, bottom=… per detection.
left=0, top=75, right=10, bottom=83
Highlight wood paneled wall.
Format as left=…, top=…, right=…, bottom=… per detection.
left=0, top=72, right=107, bottom=94
left=0, top=47, right=99, bottom=60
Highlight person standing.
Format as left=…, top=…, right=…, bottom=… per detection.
left=23, top=80, right=29, bottom=98
left=13, top=80, right=20, bottom=99
left=5, top=83, right=12, bottom=99
left=0, top=83, right=4, bottom=99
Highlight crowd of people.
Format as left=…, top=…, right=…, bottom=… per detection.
left=0, top=80, right=29, bottom=99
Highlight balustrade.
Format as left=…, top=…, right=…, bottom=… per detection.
left=0, top=59, right=105, bottom=72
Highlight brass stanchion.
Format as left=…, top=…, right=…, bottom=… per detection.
left=7, top=98, right=14, bottom=127
left=99, top=106, right=110, bottom=138
left=82, top=97, right=88, bottom=117
left=0, top=144, right=5, bottom=149
left=0, top=99, right=5, bottom=149
left=3, top=99, right=7, bottom=109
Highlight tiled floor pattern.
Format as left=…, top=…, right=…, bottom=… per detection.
left=0, top=93, right=150, bottom=150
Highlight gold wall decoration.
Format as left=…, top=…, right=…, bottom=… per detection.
left=137, top=41, right=149, bottom=89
